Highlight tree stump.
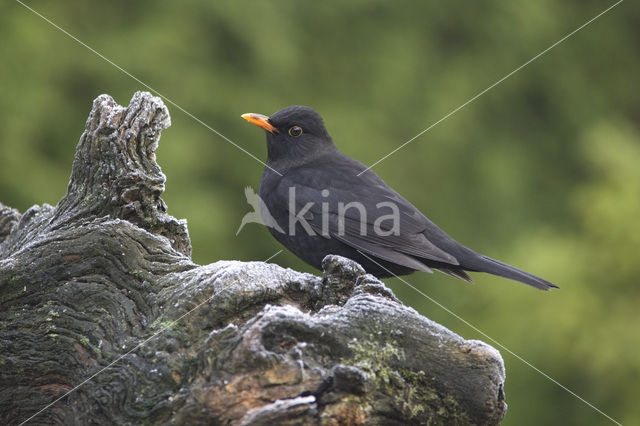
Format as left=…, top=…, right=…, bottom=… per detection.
left=0, top=92, right=506, bottom=425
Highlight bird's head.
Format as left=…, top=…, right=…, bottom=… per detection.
left=242, top=105, right=335, bottom=166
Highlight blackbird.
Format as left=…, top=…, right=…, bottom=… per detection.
left=242, top=106, right=557, bottom=290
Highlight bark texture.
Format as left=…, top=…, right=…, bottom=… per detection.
left=0, top=92, right=506, bottom=425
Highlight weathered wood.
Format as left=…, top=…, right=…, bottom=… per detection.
left=0, top=92, right=506, bottom=425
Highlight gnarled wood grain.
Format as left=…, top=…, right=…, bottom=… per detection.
left=0, top=92, right=506, bottom=425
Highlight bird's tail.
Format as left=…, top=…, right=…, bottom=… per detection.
left=466, top=254, right=558, bottom=290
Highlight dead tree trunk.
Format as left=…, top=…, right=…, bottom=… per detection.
left=0, top=92, right=506, bottom=425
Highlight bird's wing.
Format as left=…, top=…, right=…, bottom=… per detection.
left=272, top=153, right=460, bottom=266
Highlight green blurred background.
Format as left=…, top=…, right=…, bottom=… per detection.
left=1, top=1, right=638, bottom=424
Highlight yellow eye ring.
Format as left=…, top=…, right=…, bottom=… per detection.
left=288, top=126, right=303, bottom=137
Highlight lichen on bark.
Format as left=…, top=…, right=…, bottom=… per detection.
left=0, top=92, right=506, bottom=425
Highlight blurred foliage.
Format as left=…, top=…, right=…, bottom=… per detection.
left=1, top=1, right=638, bottom=424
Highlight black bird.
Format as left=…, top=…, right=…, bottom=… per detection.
left=242, top=106, right=557, bottom=290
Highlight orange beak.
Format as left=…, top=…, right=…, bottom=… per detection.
left=241, top=113, right=279, bottom=134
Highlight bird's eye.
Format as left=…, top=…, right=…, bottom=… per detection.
left=288, top=126, right=303, bottom=137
